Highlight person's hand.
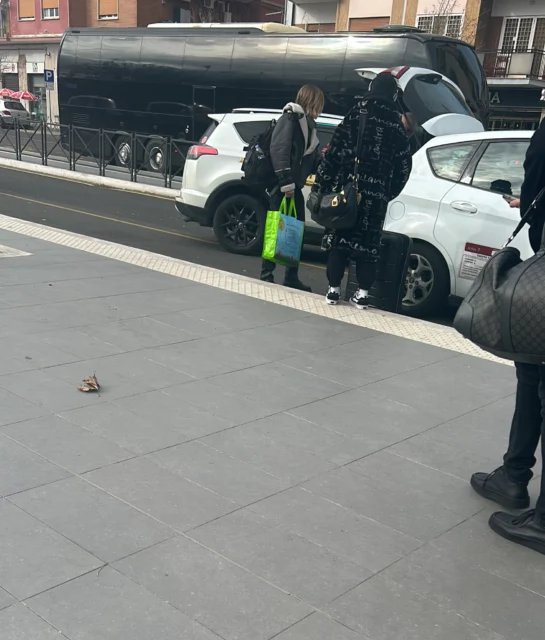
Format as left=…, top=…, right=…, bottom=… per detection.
left=509, top=198, right=521, bottom=209
left=285, top=190, right=295, bottom=199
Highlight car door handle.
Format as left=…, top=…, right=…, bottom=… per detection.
left=450, top=201, right=478, bottom=214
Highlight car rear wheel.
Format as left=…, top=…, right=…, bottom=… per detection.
left=402, top=241, right=450, bottom=318
left=213, top=194, right=266, bottom=256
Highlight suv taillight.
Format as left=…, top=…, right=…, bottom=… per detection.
left=383, top=66, right=410, bottom=79
left=2, top=110, right=10, bottom=116
left=187, top=145, right=218, bottom=160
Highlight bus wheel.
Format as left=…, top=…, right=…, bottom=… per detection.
left=145, top=139, right=166, bottom=174
left=114, top=136, right=132, bottom=168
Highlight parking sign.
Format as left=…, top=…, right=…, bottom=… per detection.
left=44, top=69, right=55, bottom=91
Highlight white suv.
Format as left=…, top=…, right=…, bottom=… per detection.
left=176, top=67, right=484, bottom=255
left=175, top=109, right=341, bottom=255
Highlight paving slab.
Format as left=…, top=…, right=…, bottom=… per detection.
left=0, top=499, right=101, bottom=600
left=27, top=566, right=223, bottom=640
left=114, top=536, right=312, bottom=640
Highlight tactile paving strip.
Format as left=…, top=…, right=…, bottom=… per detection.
left=0, top=213, right=510, bottom=366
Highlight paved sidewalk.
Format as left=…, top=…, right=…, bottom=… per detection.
left=0, top=222, right=543, bottom=640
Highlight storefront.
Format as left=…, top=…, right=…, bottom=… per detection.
left=27, top=61, right=47, bottom=121
left=488, top=87, right=545, bottom=131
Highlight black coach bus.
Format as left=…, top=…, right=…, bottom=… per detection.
left=58, top=25, right=489, bottom=173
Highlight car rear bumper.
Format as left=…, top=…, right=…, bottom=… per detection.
left=175, top=199, right=211, bottom=226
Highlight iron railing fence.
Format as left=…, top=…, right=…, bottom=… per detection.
left=0, top=120, right=197, bottom=188
left=478, top=49, right=545, bottom=80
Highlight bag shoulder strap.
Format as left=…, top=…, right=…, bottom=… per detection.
left=353, top=109, right=368, bottom=183
left=502, top=186, right=545, bottom=248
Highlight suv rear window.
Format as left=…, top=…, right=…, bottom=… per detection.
left=234, top=121, right=270, bottom=144
left=4, top=101, right=25, bottom=111
left=200, top=121, right=218, bottom=144
left=404, top=75, right=472, bottom=126
left=428, top=141, right=479, bottom=182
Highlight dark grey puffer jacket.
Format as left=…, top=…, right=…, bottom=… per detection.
left=269, top=102, right=321, bottom=193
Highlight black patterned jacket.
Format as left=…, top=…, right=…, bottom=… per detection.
left=315, top=98, right=412, bottom=260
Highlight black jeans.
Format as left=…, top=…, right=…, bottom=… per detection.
left=326, top=247, right=377, bottom=290
left=261, top=187, right=305, bottom=283
left=503, top=362, right=545, bottom=515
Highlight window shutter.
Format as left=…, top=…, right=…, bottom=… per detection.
left=18, top=0, right=35, bottom=19
left=99, top=0, right=118, bottom=16
left=349, top=17, right=389, bottom=32
left=43, top=0, right=59, bottom=8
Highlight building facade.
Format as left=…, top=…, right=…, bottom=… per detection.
left=287, top=0, right=545, bottom=129
left=0, top=0, right=284, bottom=123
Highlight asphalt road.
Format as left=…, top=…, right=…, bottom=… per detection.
left=0, top=165, right=330, bottom=294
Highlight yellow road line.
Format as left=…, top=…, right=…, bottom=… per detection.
left=0, top=187, right=327, bottom=271
left=0, top=190, right=218, bottom=245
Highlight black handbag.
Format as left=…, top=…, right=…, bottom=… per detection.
left=306, top=110, right=367, bottom=230
left=453, top=187, right=545, bottom=364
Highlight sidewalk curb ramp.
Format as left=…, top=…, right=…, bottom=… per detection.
left=0, top=157, right=175, bottom=199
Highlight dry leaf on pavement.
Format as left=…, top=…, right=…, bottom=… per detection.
left=78, top=374, right=100, bottom=393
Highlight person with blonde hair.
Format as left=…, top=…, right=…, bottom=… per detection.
left=260, top=84, right=325, bottom=292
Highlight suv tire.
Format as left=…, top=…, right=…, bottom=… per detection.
left=213, top=194, right=266, bottom=256
left=402, top=241, right=450, bottom=318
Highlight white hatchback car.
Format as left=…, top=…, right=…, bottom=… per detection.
left=386, top=130, right=534, bottom=317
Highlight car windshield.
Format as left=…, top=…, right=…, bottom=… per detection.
left=4, top=101, right=25, bottom=111
left=403, top=75, right=472, bottom=126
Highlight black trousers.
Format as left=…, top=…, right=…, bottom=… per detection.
left=503, top=362, right=545, bottom=515
left=261, top=187, right=305, bottom=283
left=326, top=247, right=377, bottom=290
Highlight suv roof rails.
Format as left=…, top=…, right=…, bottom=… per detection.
left=231, top=107, right=343, bottom=120
left=373, top=24, right=424, bottom=33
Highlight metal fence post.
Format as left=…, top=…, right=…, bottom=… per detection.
left=165, top=138, right=172, bottom=189
left=130, top=132, right=137, bottom=182
left=69, top=125, right=75, bottom=171
left=99, top=129, right=105, bottom=177
left=15, top=121, right=22, bottom=162
left=42, top=121, right=47, bottom=166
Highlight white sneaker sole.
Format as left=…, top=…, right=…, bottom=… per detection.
left=350, top=298, right=369, bottom=310
left=326, top=298, right=339, bottom=305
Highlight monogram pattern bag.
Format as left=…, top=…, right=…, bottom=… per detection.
left=453, top=187, right=545, bottom=363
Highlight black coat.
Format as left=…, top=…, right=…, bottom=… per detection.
left=521, top=119, right=545, bottom=253
left=270, top=108, right=321, bottom=192
left=316, top=98, right=412, bottom=261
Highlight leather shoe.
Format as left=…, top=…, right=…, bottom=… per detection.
left=470, top=466, right=529, bottom=510
left=489, top=509, right=545, bottom=555
left=283, top=279, right=312, bottom=293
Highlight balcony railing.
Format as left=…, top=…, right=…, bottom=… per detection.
left=478, top=49, right=545, bottom=81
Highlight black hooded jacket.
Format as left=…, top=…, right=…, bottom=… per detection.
left=521, top=119, right=545, bottom=253
left=269, top=103, right=322, bottom=192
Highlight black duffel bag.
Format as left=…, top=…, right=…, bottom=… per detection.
left=453, top=187, right=545, bottom=364
left=306, top=110, right=367, bottom=230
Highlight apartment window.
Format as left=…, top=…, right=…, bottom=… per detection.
left=417, top=14, right=463, bottom=39
left=18, top=0, right=35, bottom=20
left=98, top=0, right=118, bottom=19
left=501, top=17, right=545, bottom=52
left=42, top=0, right=59, bottom=19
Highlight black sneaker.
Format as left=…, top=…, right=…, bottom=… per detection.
left=470, top=466, right=530, bottom=511
left=326, top=288, right=341, bottom=305
left=349, top=294, right=369, bottom=310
